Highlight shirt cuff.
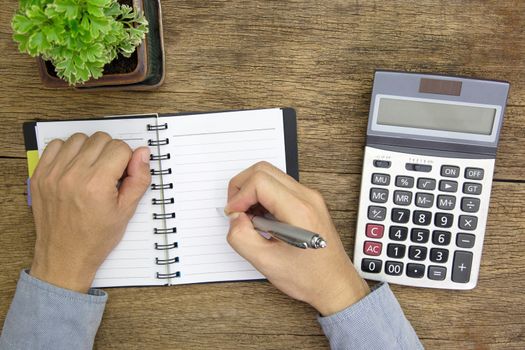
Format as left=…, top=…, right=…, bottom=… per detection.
left=0, top=270, right=107, bottom=350
left=317, top=283, right=423, bottom=350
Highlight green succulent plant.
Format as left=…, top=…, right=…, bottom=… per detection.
left=12, top=0, right=149, bottom=85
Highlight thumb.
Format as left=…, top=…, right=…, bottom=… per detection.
left=227, top=212, right=273, bottom=262
left=118, top=147, right=151, bottom=212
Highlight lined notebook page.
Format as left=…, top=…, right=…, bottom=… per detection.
left=35, top=117, right=164, bottom=287
left=159, top=108, right=287, bottom=285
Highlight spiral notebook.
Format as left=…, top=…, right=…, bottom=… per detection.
left=23, top=108, right=298, bottom=288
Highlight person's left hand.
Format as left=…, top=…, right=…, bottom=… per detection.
left=29, top=132, right=151, bottom=293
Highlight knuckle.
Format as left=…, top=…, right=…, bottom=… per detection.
left=253, top=161, right=272, bottom=172
left=47, top=138, right=64, bottom=148
left=309, top=188, right=325, bottom=205
left=69, top=132, right=88, bottom=142
left=92, top=131, right=111, bottom=141
left=110, top=139, right=131, bottom=153
left=251, top=170, right=270, bottom=184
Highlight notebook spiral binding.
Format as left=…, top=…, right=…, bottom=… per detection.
left=148, top=121, right=180, bottom=281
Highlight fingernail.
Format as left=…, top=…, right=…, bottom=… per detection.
left=228, top=212, right=240, bottom=221
left=140, top=148, right=150, bottom=164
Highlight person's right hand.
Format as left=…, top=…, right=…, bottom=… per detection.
left=225, top=162, right=370, bottom=316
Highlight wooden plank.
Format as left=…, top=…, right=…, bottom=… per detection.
left=0, top=158, right=523, bottom=349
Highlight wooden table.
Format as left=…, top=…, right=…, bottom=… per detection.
left=1, top=1, right=524, bottom=349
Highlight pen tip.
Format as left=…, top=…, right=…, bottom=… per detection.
left=319, top=240, right=327, bottom=248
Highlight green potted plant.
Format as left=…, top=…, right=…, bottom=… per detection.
left=12, top=0, right=165, bottom=90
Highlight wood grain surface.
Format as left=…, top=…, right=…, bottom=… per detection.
left=0, top=1, right=524, bottom=349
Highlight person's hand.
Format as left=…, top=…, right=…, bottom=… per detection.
left=29, top=132, right=151, bottom=293
left=225, top=162, right=370, bottom=316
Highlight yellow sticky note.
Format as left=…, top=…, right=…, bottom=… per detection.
left=27, top=150, right=40, bottom=177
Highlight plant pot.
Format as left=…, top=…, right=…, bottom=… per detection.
left=37, top=0, right=165, bottom=90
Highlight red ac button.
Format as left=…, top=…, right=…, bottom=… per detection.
left=366, top=224, right=384, bottom=238
left=363, top=241, right=382, bottom=256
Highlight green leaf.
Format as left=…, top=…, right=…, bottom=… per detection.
left=87, top=0, right=112, bottom=7
left=12, top=14, right=35, bottom=34
left=54, top=0, right=80, bottom=19
left=42, top=26, right=60, bottom=43
left=87, top=4, right=105, bottom=17
left=13, top=33, right=30, bottom=52
left=27, top=31, right=48, bottom=55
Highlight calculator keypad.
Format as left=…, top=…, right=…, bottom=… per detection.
left=356, top=147, right=494, bottom=289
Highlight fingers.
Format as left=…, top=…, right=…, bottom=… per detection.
left=92, top=139, right=133, bottom=181
left=34, top=139, right=64, bottom=176
left=117, top=147, right=151, bottom=212
left=47, top=133, right=88, bottom=172
left=73, top=131, right=113, bottom=166
left=227, top=212, right=274, bottom=263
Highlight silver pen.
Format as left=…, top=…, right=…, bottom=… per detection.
left=252, top=215, right=327, bottom=249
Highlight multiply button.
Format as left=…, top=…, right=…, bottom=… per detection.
left=370, top=188, right=389, bottom=203
left=372, top=173, right=390, bottom=186
left=441, top=165, right=460, bottom=178
left=366, top=224, right=384, bottom=238
left=368, top=206, right=386, bottom=221
left=465, top=167, right=484, bottom=180
left=459, top=215, right=478, bottom=230
left=463, top=182, right=482, bottom=195
left=363, top=241, right=382, bottom=256
left=439, top=180, right=458, bottom=193
left=452, top=251, right=473, bottom=283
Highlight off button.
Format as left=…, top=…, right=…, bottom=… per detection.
left=465, top=168, right=484, bottom=180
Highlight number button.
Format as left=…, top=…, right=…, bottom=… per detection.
left=428, top=266, right=447, bottom=281
left=430, top=248, right=449, bottom=263
left=456, top=233, right=475, bottom=248
left=463, top=182, right=482, bottom=195
left=370, top=188, right=389, bottom=203
left=411, top=228, right=429, bottom=243
left=439, top=180, right=458, bottom=193
left=413, top=210, right=432, bottom=226
left=435, top=213, right=453, bottom=228
left=368, top=206, right=386, bottom=221
left=363, top=241, right=382, bottom=256
left=441, top=165, right=460, bottom=178
left=394, top=190, right=412, bottom=206
left=417, top=178, right=436, bottom=190
left=437, top=195, right=456, bottom=210
left=389, top=226, right=408, bottom=241
left=432, top=230, right=451, bottom=246
left=415, top=192, right=434, bottom=208
left=391, top=208, right=410, bottom=223
left=459, top=215, right=478, bottom=230
left=406, top=263, right=425, bottom=278
left=372, top=173, right=390, bottom=186
left=461, top=197, right=480, bottom=213
left=387, top=243, right=406, bottom=259
left=465, top=167, right=484, bottom=180
left=361, top=258, right=382, bottom=273
left=409, top=246, right=427, bottom=261
left=395, top=176, right=414, bottom=188
left=366, top=224, right=384, bottom=239
left=452, top=251, right=473, bottom=283
left=385, top=261, right=404, bottom=276
left=373, top=160, right=391, bottom=168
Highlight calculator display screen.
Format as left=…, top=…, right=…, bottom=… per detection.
left=377, top=98, right=496, bottom=135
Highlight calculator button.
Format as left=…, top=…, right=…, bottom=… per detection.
left=373, top=160, right=391, bottom=168
left=406, top=263, right=425, bottom=278
left=452, top=251, right=473, bottom=283
left=395, top=176, right=414, bottom=188
left=413, top=210, right=432, bottom=226
left=432, top=230, right=451, bottom=246
left=417, top=178, right=436, bottom=190
left=366, top=224, right=384, bottom=239
left=363, top=241, right=382, bottom=256
left=393, top=190, right=412, bottom=206
left=437, top=195, right=456, bottom=210
left=430, top=248, right=449, bottom=263
left=372, top=173, right=390, bottom=186
left=415, top=193, right=434, bottom=208
left=391, top=208, right=410, bottom=223
left=406, top=163, right=432, bottom=172
left=361, top=258, right=382, bottom=273
left=465, top=167, right=484, bottom=180
left=456, top=233, right=476, bottom=248
left=387, top=243, right=406, bottom=259
left=441, top=165, right=460, bottom=178
left=459, top=215, right=478, bottom=230
left=435, top=213, right=453, bottom=228
left=370, top=188, right=389, bottom=203
left=439, top=180, right=458, bottom=193
left=411, top=228, right=430, bottom=243
left=389, top=226, right=408, bottom=241
left=408, top=246, right=427, bottom=261
left=385, top=261, right=404, bottom=276
left=428, top=266, right=447, bottom=280
left=368, top=206, right=386, bottom=221
left=461, top=197, right=480, bottom=213
left=463, top=182, right=482, bottom=195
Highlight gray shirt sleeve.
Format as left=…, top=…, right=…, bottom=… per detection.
left=0, top=270, right=107, bottom=350
left=318, top=283, right=424, bottom=350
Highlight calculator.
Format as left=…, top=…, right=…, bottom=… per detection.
left=354, top=71, right=510, bottom=289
